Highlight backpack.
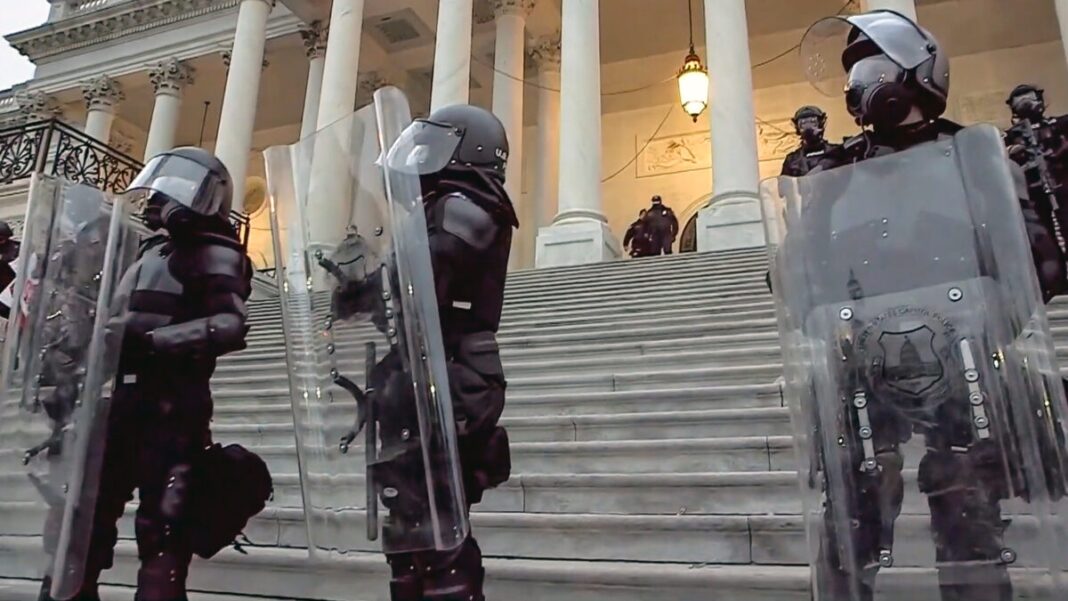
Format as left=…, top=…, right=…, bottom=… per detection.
left=187, top=443, right=273, bottom=558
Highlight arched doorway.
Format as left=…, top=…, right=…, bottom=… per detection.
left=677, top=193, right=712, bottom=253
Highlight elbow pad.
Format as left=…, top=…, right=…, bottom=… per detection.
left=151, top=313, right=248, bottom=355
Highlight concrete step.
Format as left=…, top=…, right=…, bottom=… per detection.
left=204, top=407, right=792, bottom=447
left=501, top=266, right=765, bottom=300
left=2, top=497, right=1052, bottom=570
left=256, top=471, right=804, bottom=514
left=239, top=305, right=777, bottom=347
left=217, top=330, right=783, bottom=370
left=209, top=382, right=784, bottom=416
left=246, top=262, right=771, bottom=320
left=213, top=346, right=783, bottom=388
left=0, top=536, right=816, bottom=601
left=0, top=578, right=281, bottom=601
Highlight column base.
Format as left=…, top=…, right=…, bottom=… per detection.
left=534, top=219, right=621, bottom=268
left=696, top=190, right=765, bottom=253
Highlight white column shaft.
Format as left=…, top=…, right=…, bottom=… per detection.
left=492, top=12, right=526, bottom=203
left=144, top=92, right=182, bottom=160
left=301, top=55, right=326, bottom=137
left=705, top=0, right=759, bottom=199
left=84, top=108, right=115, bottom=143
left=430, top=0, right=474, bottom=112
left=532, top=68, right=560, bottom=229
left=215, top=0, right=273, bottom=212
left=556, top=0, right=603, bottom=221
left=1056, top=0, right=1068, bottom=74
left=492, top=11, right=526, bottom=268
left=316, top=0, right=364, bottom=129
left=860, top=0, right=917, bottom=20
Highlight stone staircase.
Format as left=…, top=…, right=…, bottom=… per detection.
left=3, top=248, right=1068, bottom=600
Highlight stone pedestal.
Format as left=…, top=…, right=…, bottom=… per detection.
left=535, top=220, right=621, bottom=268
left=696, top=192, right=765, bottom=252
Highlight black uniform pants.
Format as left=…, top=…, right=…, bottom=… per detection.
left=385, top=332, right=509, bottom=601
left=816, top=398, right=1012, bottom=601
left=79, top=382, right=213, bottom=601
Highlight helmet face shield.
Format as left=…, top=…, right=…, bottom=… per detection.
left=801, top=12, right=933, bottom=97
left=125, top=155, right=225, bottom=217
left=385, top=120, right=463, bottom=176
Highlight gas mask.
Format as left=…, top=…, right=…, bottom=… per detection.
left=795, top=116, right=825, bottom=143
left=1011, top=92, right=1046, bottom=121
left=846, top=54, right=917, bottom=129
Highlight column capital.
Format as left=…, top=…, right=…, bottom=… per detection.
left=15, top=90, right=62, bottom=121
left=241, top=0, right=276, bottom=8
left=493, top=0, right=535, bottom=18
left=149, top=58, right=196, bottom=97
left=529, top=31, right=561, bottom=73
left=359, top=71, right=390, bottom=96
left=81, top=75, right=125, bottom=113
left=300, top=21, right=328, bottom=60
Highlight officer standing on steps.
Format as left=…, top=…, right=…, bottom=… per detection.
left=776, top=9, right=1068, bottom=601
left=643, top=195, right=678, bottom=255
left=781, top=106, right=841, bottom=177
left=382, top=104, right=517, bottom=600
left=1004, top=84, right=1068, bottom=254
left=66, top=148, right=265, bottom=601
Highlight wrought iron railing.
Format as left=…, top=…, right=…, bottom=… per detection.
left=0, top=119, right=250, bottom=246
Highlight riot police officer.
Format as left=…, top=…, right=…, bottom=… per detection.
left=623, top=209, right=650, bottom=258
left=797, top=10, right=1066, bottom=601
left=383, top=105, right=516, bottom=600
left=67, top=148, right=254, bottom=601
left=781, top=105, right=840, bottom=177
left=1005, top=84, right=1068, bottom=256
left=643, top=195, right=678, bottom=255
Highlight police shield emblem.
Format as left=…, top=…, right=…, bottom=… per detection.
left=875, top=325, right=944, bottom=397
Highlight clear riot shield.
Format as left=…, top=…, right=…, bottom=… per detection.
left=0, top=174, right=137, bottom=598
left=265, top=86, right=468, bottom=557
left=762, top=124, right=1068, bottom=600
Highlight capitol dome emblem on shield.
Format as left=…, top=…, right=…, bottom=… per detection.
left=875, top=326, right=945, bottom=397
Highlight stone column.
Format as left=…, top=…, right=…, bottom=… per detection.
left=306, top=0, right=367, bottom=248
left=530, top=32, right=561, bottom=265
left=315, top=0, right=364, bottom=129
left=144, top=59, right=195, bottom=160
left=860, top=0, right=917, bottom=20
left=299, top=22, right=328, bottom=138
left=1055, top=0, right=1068, bottom=74
left=81, top=75, right=124, bottom=144
left=696, top=0, right=763, bottom=252
left=534, top=0, right=618, bottom=268
left=430, top=0, right=474, bottom=112
left=215, top=0, right=274, bottom=212
left=492, top=0, right=534, bottom=269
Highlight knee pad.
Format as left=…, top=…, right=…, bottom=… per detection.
left=160, top=464, right=193, bottom=521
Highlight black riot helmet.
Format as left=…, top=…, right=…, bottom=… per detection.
left=801, top=10, right=949, bottom=130
left=385, top=104, right=509, bottom=182
left=125, top=147, right=233, bottom=231
left=792, top=105, right=828, bottom=141
left=1007, top=83, right=1047, bottom=121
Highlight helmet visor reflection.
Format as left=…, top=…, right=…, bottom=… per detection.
left=126, top=155, right=221, bottom=216
left=385, top=120, right=463, bottom=176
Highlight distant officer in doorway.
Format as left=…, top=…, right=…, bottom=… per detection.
left=643, top=195, right=678, bottom=255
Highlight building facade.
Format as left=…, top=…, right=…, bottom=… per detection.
left=2, top=0, right=1068, bottom=271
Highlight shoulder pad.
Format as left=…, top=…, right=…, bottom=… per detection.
left=441, top=193, right=498, bottom=251
left=187, top=243, right=250, bottom=281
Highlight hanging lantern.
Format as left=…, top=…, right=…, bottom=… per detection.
left=677, top=0, right=709, bottom=122
left=677, top=47, right=709, bottom=122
